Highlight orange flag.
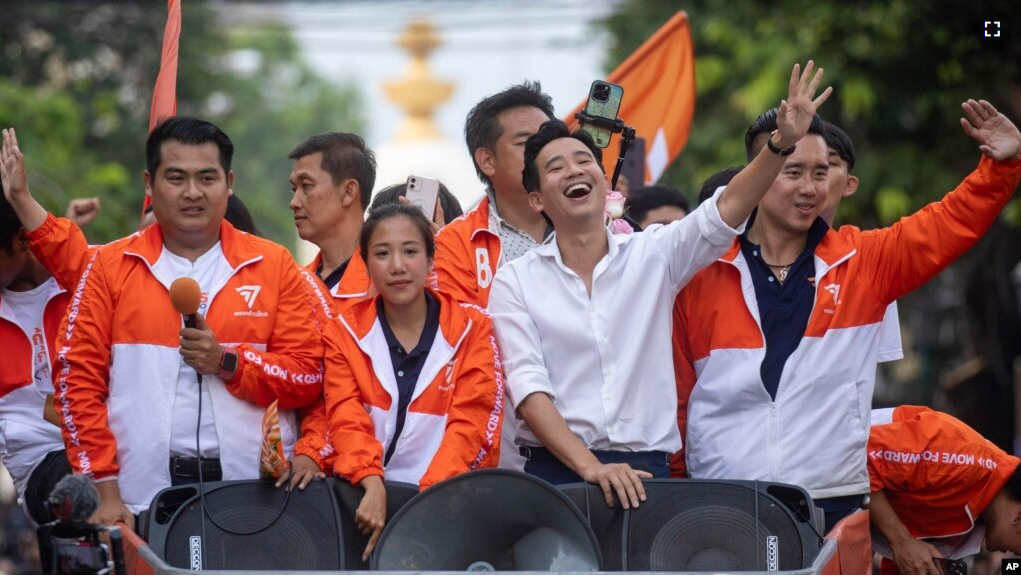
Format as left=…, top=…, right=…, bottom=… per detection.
left=565, top=11, right=696, bottom=185
left=144, top=0, right=181, bottom=212
left=150, top=0, right=181, bottom=131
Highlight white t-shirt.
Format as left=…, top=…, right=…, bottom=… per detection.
left=157, top=243, right=234, bottom=459
left=0, top=278, right=66, bottom=497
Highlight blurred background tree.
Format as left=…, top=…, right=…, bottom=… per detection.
left=0, top=1, right=364, bottom=248
left=602, top=0, right=1021, bottom=447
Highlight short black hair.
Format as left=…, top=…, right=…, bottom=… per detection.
left=522, top=119, right=603, bottom=194
left=369, top=180, right=464, bottom=224
left=744, top=108, right=825, bottom=161
left=359, top=203, right=436, bottom=263
left=465, top=81, right=554, bottom=187
left=625, top=185, right=690, bottom=225
left=0, top=184, right=21, bottom=255
left=823, top=121, right=856, bottom=170
left=225, top=194, right=261, bottom=237
left=289, top=133, right=377, bottom=211
left=1003, top=461, right=1021, bottom=503
left=146, top=116, right=234, bottom=178
left=698, top=166, right=744, bottom=206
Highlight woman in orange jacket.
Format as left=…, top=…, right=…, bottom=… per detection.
left=325, top=203, right=504, bottom=560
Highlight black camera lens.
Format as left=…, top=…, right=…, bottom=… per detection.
left=593, top=82, right=610, bottom=103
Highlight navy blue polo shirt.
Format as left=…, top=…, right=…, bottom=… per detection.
left=316, top=258, right=350, bottom=290
left=377, top=292, right=441, bottom=466
left=739, top=215, right=830, bottom=401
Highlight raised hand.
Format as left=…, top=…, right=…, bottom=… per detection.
left=774, top=61, right=833, bottom=148
left=1, top=127, right=48, bottom=231
left=65, top=197, right=102, bottom=227
left=960, top=99, right=1021, bottom=162
left=0, top=128, right=28, bottom=202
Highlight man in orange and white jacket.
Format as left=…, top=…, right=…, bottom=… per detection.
left=868, top=406, right=1021, bottom=574
left=675, top=99, right=1021, bottom=532
left=326, top=288, right=503, bottom=491
left=0, top=127, right=102, bottom=524
left=432, top=83, right=554, bottom=472
left=284, top=132, right=377, bottom=487
left=55, top=117, right=325, bottom=525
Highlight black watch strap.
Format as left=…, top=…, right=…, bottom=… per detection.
left=767, top=130, right=797, bottom=156
left=217, top=348, right=239, bottom=381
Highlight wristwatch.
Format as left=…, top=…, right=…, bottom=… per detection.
left=767, top=130, right=797, bottom=156
left=217, top=347, right=239, bottom=381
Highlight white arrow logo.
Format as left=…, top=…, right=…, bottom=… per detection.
left=236, top=285, right=261, bottom=309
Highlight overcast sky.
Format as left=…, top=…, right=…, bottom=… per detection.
left=235, top=0, right=624, bottom=147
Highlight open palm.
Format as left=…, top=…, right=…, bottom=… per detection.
left=960, top=99, right=1021, bottom=162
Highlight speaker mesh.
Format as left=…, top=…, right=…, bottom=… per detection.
left=161, top=481, right=340, bottom=570
left=559, top=484, right=626, bottom=570
left=628, top=482, right=805, bottom=571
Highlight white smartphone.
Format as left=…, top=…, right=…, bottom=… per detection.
left=405, top=174, right=440, bottom=219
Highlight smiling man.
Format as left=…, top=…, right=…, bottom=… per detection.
left=55, top=117, right=326, bottom=526
left=674, top=99, right=1021, bottom=532
left=488, top=62, right=830, bottom=509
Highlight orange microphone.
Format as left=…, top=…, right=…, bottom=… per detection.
left=169, top=277, right=201, bottom=329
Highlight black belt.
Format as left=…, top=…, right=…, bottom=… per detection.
left=519, top=446, right=669, bottom=464
left=170, top=456, right=222, bottom=479
left=519, top=446, right=556, bottom=461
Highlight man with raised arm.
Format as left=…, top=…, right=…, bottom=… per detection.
left=490, top=62, right=830, bottom=508
left=675, top=99, right=1021, bottom=531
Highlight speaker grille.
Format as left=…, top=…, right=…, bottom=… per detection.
left=628, top=482, right=805, bottom=571
left=161, top=481, right=340, bottom=570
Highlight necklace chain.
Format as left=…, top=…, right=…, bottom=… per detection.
left=763, top=260, right=794, bottom=284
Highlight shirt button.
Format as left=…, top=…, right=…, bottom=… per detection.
left=398, top=370, right=404, bottom=377
left=753, top=250, right=758, bottom=256
left=768, top=277, right=775, bottom=283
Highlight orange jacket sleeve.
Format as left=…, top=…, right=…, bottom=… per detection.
left=433, top=229, right=485, bottom=308
left=418, top=307, right=504, bottom=491
left=223, top=261, right=325, bottom=409
left=860, top=156, right=1021, bottom=305
left=293, top=400, right=335, bottom=473
left=325, top=322, right=385, bottom=485
left=54, top=251, right=120, bottom=480
left=669, top=297, right=695, bottom=478
left=27, top=213, right=94, bottom=291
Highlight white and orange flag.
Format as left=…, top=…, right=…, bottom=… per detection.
left=144, top=0, right=182, bottom=212
left=565, top=11, right=696, bottom=185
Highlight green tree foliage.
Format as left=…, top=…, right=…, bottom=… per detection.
left=0, top=1, right=364, bottom=248
left=600, top=0, right=1021, bottom=442
left=601, top=0, right=1017, bottom=227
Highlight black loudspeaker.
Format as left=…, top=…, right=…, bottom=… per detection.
left=560, top=479, right=822, bottom=572
left=372, top=469, right=602, bottom=571
left=145, top=477, right=419, bottom=571
left=333, top=478, right=419, bottom=570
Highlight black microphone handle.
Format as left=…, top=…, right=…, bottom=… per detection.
left=181, top=314, right=203, bottom=384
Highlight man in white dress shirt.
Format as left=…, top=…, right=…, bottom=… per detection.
left=488, top=62, right=831, bottom=508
